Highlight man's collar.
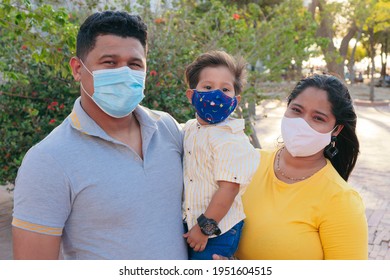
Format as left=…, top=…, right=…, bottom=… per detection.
left=69, top=97, right=161, bottom=140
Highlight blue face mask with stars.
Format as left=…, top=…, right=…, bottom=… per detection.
left=191, top=89, right=238, bottom=124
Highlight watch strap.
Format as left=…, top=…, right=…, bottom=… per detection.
left=197, top=214, right=221, bottom=236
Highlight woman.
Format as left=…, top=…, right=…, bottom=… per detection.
left=216, top=74, right=368, bottom=260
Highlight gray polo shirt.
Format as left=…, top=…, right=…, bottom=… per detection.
left=12, top=98, right=187, bottom=260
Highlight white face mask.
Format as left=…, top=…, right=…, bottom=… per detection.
left=281, top=116, right=335, bottom=157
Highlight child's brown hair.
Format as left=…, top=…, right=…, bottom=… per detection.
left=184, top=50, right=247, bottom=95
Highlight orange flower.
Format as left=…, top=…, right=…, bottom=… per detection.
left=233, top=14, right=240, bottom=20
left=154, top=18, right=165, bottom=24
left=49, top=119, right=56, bottom=124
left=150, top=70, right=157, bottom=76
left=21, top=45, right=28, bottom=50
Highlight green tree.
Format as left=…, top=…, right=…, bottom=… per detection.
left=308, top=0, right=361, bottom=78
left=364, top=0, right=390, bottom=100
left=0, top=0, right=319, bottom=184
left=140, top=0, right=317, bottom=146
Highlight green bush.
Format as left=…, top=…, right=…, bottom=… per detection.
left=0, top=2, right=79, bottom=184
left=0, top=0, right=318, bottom=184
left=0, top=62, right=78, bottom=184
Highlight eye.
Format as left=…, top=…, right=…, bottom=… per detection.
left=313, top=116, right=325, bottom=122
left=204, top=85, right=212, bottom=90
left=291, top=107, right=301, bottom=114
left=103, top=61, right=115, bottom=65
left=222, top=88, right=230, bottom=92
left=129, top=63, right=143, bottom=70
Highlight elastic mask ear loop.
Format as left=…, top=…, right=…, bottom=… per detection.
left=78, top=58, right=93, bottom=97
left=78, top=58, right=93, bottom=76
left=80, top=81, right=93, bottom=97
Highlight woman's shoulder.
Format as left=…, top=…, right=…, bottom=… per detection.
left=258, top=149, right=276, bottom=163
left=322, top=164, right=364, bottom=202
left=259, top=149, right=275, bottom=156
left=247, top=149, right=276, bottom=181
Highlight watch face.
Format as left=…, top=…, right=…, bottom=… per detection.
left=203, top=223, right=217, bottom=235
left=197, top=214, right=221, bottom=236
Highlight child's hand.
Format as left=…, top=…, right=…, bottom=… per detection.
left=183, top=224, right=208, bottom=252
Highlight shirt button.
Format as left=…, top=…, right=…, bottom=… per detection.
left=190, top=179, right=193, bottom=182
left=188, top=151, right=191, bottom=155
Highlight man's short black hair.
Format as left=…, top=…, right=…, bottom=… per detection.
left=76, top=11, right=148, bottom=60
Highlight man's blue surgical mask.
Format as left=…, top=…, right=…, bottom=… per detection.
left=191, top=89, right=238, bottom=124
left=79, top=59, right=146, bottom=118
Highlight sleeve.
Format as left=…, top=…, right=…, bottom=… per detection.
left=209, top=129, right=260, bottom=193
left=12, top=146, right=72, bottom=236
left=319, top=189, right=368, bottom=259
left=160, top=112, right=184, bottom=155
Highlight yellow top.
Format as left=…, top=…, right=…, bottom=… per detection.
left=182, top=118, right=260, bottom=236
left=236, top=149, right=368, bottom=260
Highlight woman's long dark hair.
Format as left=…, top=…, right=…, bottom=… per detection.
left=287, top=74, right=359, bottom=181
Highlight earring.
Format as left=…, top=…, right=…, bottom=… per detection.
left=325, top=136, right=338, bottom=158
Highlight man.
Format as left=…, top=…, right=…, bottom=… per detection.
left=12, top=11, right=187, bottom=260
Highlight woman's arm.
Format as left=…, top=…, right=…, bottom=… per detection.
left=320, top=190, right=368, bottom=259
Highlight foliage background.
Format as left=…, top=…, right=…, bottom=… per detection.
left=0, top=0, right=389, bottom=184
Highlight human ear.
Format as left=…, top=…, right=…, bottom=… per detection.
left=186, top=89, right=194, bottom=104
left=332, top=124, right=344, bottom=137
left=236, top=95, right=241, bottom=104
left=69, top=57, right=82, bottom=82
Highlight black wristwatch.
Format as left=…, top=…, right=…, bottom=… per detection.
left=197, top=214, right=221, bottom=236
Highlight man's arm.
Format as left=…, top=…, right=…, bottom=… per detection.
left=13, top=227, right=61, bottom=260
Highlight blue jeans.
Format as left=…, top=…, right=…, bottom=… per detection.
left=185, top=220, right=244, bottom=260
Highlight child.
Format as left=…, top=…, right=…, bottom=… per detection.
left=182, top=50, right=260, bottom=260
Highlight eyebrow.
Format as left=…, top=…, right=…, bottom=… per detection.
left=199, top=80, right=234, bottom=86
left=291, top=103, right=330, bottom=118
left=98, top=54, right=117, bottom=60
left=98, top=54, right=145, bottom=63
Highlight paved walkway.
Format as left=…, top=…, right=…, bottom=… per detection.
left=0, top=185, right=12, bottom=260
left=0, top=83, right=389, bottom=260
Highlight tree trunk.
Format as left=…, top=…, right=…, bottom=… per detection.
left=309, top=0, right=357, bottom=79
left=296, top=61, right=303, bottom=79
left=380, top=34, right=388, bottom=86
left=348, top=28, right=363, bottom=84
left=369, top=28, right=376, bottom=102
left=249, top=121, right=261, bottom=149
left=237, top=103, right=261, bottom=149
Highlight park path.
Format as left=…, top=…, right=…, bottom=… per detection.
left=0, top=185, right=12, bottom=260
